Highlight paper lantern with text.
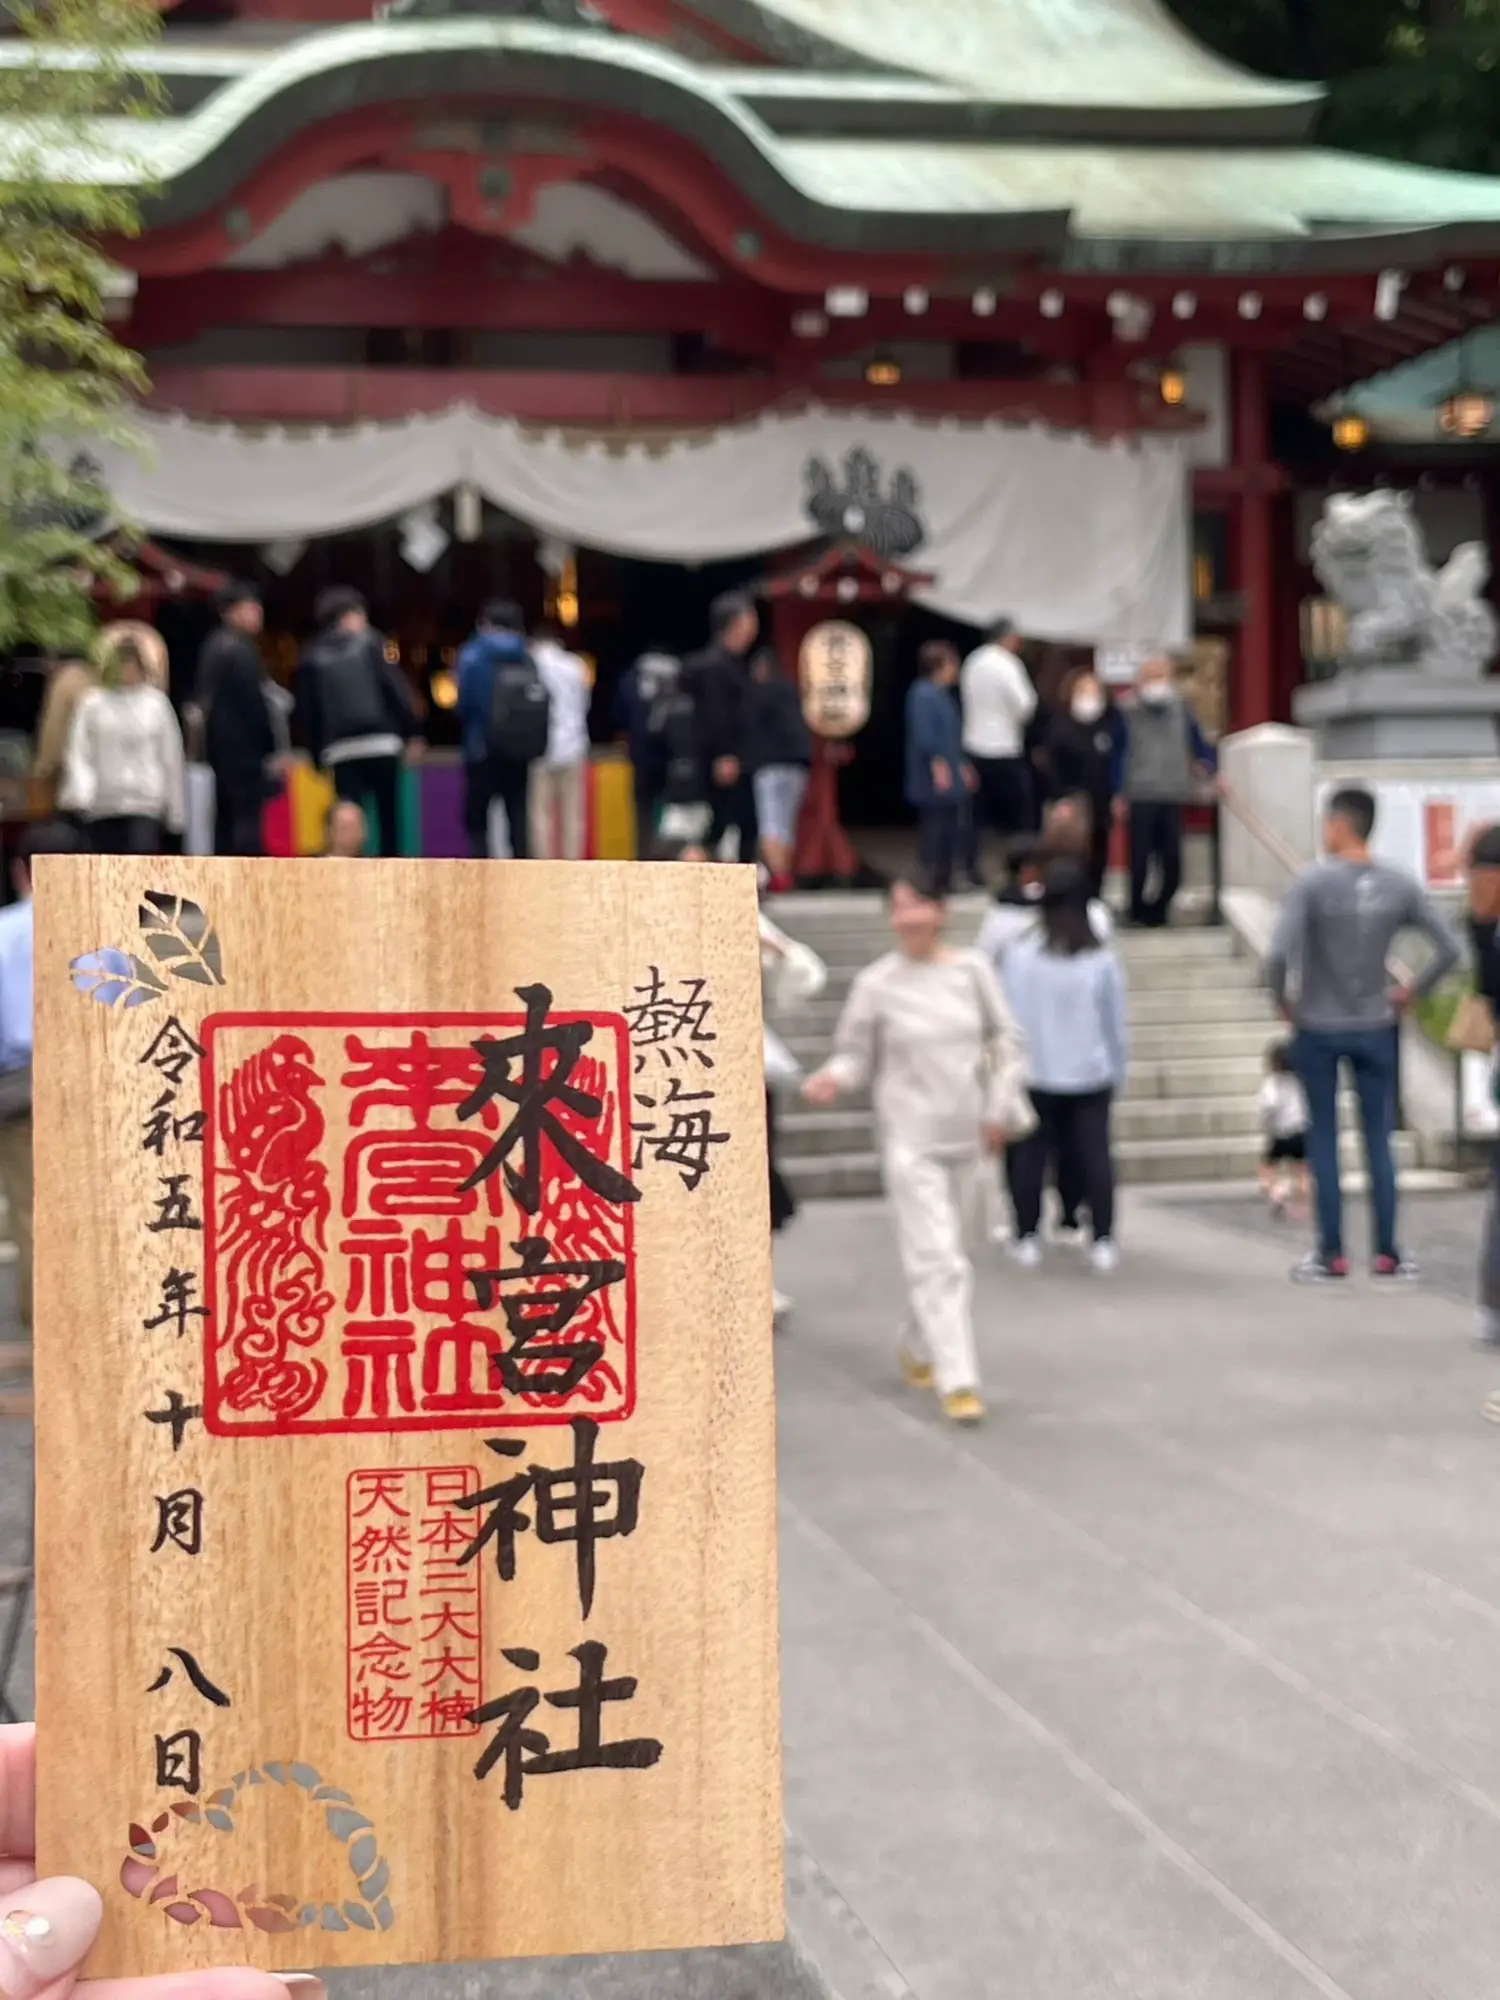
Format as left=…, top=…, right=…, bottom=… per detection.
left=798, top=619, right=872, bottom=739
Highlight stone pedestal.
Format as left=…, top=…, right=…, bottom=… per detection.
left=1293, top=669, right=1500, bottom=761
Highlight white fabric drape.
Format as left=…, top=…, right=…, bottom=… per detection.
left=97, top=406, right=1190, bottom=643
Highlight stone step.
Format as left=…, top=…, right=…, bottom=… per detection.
left=780, top=1018, right=1280, bottom=1068
left=778, top=1023, right=1281, bottom=1074
left=1129, top=988, right=1276, bottom=1025
left=791, top=1056, right=1275, bottom=1112
left=777, top=911, right=1234, bottom=955
left=776, top=984, right=1274, bottom=1032
left=782, top=1129, right=1418, bottom=1200
left=780, top=1097, right=1395, bottom=1157
left=1129, top=1020, right=1283, bottom=1060
left=1125, top=1056, right=1268, bottom=1099
left=789, top=954, right=1263, bottom=1002
left=795, top=929, right=1239, bottom=963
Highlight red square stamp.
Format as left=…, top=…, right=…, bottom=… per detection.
left=201, top=999, right=639, bottom=1436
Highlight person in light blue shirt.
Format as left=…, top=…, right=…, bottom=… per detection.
left=1001, top=858, right=1129, bottom=1272
left=0, top=820, right=91, bottom=1333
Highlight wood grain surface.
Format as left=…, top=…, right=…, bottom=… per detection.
left=32, top=858, right=781, bottom=1978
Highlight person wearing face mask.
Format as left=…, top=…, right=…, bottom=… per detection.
left=1120, top=657, right=1217, bottom=928
left=1036, top=669, right=1127, bottom=900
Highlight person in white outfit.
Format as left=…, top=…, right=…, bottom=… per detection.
left=802, top=872, right=1032, bottom=1424
left=529, top=629, right=592, bottom=860
left=961, top=616, right=1037, bottom=876
left=61, top=636, right=186, bottom=854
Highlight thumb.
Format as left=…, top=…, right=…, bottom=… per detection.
left=0, top=1877, right=101, bottom=2000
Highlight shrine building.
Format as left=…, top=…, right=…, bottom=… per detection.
left=19, top=0, right=1500, bottom=823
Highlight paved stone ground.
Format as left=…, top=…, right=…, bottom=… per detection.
left=11, top=1189, right=1500, bottom=1997
left=771, top=1187, right=1500, bottom=2000
left=1157, top=1187, right=1488, bottom=1307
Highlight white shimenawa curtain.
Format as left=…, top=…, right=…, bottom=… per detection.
left=97, top=406, right=1191, bottom=644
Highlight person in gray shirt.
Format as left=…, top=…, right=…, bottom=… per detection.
left=1267, top=785, right=1460, bottom=1285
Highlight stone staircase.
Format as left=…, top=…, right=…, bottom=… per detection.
left=767, top=893, right=1417, bottom=1201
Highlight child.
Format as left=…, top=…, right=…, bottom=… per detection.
left=1259, top=1041, right=1310, bottom=1219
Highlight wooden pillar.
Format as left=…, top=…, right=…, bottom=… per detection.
left=1232, top=350, right=1276, bottom=729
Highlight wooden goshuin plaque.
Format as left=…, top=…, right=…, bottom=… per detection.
left=32, top=858, right=781, bottom=1978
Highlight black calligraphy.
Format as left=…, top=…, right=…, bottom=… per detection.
left=139, top=1016, right=206, bottom=1090
left=147, top=1648, right=231, bottom=1707
left=151, top=1488, right=203, bottom=1556
left=142, top=1268, right=208, bottom=1337
left=469, top=1642, right=662, bottom=1808
left=147, top=1175, right=203, bottom=1233
left=142, top=1103, right=205, bottom=1156
left=626, top=968, right=729, bottom=1190
left=469, top=1238, right=626, bottom=1398
left=456, top=984, right=642, bottom=1214
left=144, top=1390, right=201, bottom=1450
left=456, top=1418, right=642, bottom=1618
left=136, top=1009, right=213, bottom=1807
left=154, top=1730, right=202, bottom=1794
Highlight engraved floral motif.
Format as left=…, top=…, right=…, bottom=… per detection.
left=119, top=1761, right=394, bottom=1935
left=71, top=891, right=226, bottom=1009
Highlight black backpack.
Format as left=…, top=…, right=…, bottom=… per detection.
left=488, top=650, right=551, bottom=764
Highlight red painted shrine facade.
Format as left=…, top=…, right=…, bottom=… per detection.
left=69, top=0, right=1500, bottom=724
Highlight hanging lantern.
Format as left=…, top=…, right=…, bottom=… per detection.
left=1440, top=389, right=1495, bottom=440
left=453, top=481, right=482, bottom=544
left=1159, top=367, right=1187, bottom=408
left=1433, top=330, right=1495, bottom=441
left=864, top=354, right=901, bottom=388
left=1332, top=414, right=1369, bottom=452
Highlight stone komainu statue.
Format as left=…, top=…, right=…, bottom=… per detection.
left=1311, top=489, right=1497, bottom=681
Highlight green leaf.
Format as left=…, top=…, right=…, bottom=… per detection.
left=0, top=0, right=159, bottom=650
left=138, top=892, right=225, bottom=987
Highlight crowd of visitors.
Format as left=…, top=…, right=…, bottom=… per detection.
left=6, top=579, right=1497, bottom=1407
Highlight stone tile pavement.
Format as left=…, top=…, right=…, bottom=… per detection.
left=9, top=1184, right=1500, bottom=1997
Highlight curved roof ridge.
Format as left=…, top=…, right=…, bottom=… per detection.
left=677, top=0, right=1323, bottom=113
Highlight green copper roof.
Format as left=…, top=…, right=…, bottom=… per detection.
left=388, top=0, right=1323, bottom=137
left=683, top=0, right=1321, bottom=117
left=6, top=17, right=1500, bottom=265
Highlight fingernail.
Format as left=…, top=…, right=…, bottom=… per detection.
left=276, top=1979, right=326, bottom=2000
left=0, top=1878, right=103, bottom=1998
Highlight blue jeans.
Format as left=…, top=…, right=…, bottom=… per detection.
left=1294, top=1026, right=1399, bottom=1261
left=918, top=800, right=963, bottom=894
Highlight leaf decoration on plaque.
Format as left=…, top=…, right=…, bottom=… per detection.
left=138, top=892, right=225, bottom=988
left=118, top=1762, right=395, bottom=1934
left=70, top=946, right=168, bottom=1009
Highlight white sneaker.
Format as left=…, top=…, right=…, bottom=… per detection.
left=1008, top=1236, right=1042, bottom=1269
left=1089, top=1239, right=1121, bottom=1274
